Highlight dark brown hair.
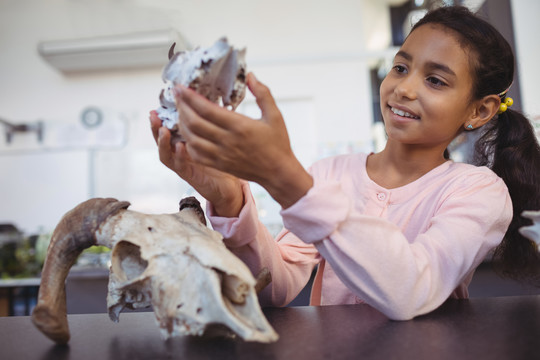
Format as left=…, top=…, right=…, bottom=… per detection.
left=412, top=6, right=540, bottom=283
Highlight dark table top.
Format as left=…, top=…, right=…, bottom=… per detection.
left=1, top=295, right=539, bottom=360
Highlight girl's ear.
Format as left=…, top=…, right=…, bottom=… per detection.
left=466, top=94, right=501, bottom=129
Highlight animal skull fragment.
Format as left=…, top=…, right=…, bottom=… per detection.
left=156, top=37, right=247, bottom=136
left=31, top=197, right=278, bottom=344
left=520, top=210, right=540, bottom=249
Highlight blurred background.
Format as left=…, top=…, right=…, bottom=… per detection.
left=1, top=0, right=539, bottom=315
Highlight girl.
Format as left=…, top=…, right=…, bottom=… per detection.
left=150, top=6, right=540, bottom=320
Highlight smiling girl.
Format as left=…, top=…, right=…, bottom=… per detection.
left=151, top=6, right=540, bottom=319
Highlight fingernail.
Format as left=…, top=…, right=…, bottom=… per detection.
left=158, top=127, right=165, bottom=138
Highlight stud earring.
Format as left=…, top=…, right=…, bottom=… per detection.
left=466, top=124, right=473, bottom=130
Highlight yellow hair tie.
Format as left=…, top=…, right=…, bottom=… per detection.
left=497, top=97, right=513, bottom=114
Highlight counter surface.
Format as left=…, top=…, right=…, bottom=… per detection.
left=1, top=295, right=539, bottom=360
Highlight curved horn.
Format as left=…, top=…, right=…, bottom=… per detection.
left=179, top=196, right=206, bottom=226
left=31, top=198, right=129, bottom=344
left=168, top=42, right=176, bottom=60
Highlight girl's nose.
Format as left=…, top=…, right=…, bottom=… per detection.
left=394, top=75, right=418, bottom=100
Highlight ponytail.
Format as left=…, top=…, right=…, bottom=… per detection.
left=474, top=109, right=540, bottom=282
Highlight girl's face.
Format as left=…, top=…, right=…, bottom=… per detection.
left=379, top=24, right=477, bottom=151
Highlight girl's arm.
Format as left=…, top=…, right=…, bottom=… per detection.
left=207, top=181, right=321, bottom=307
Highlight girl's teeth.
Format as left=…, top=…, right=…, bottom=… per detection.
left=391, top=107, right=418, bottom=119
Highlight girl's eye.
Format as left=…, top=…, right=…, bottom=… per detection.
left=426, top=76, right=447, bottom=87
left=393, top=65, right=407, bottom=74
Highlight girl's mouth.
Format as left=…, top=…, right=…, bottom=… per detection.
left=390, top=106, right=420, bottom=120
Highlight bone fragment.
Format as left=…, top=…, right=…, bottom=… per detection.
left=520, top=210, right=540, bottom=249
left=156, top=37, right=247, bottom=136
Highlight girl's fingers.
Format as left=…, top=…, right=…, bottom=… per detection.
left=149, top=110, right=162, bottom=144
left=152, top=103, right=223, bottom=170
left=176, top=97, right=228, bottom=144
left=246, top=73, right=281, bottom=122
left=175, top=85, right=243, bottom=130
left=157, top=127, right=174, bottom=166
left=184, top=132, right=224, bottom=168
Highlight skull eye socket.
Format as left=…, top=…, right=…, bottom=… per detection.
left=111, top=241, right=148, bottom=282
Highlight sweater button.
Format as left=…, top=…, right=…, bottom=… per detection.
left=377, top=193, right=386, bottom=201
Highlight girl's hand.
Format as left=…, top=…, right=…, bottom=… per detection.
left=175, top=72, right=313, bottom=209
left=150, top=111, right=244, bottom=217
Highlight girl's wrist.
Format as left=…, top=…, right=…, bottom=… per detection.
left=262, top=158, right=313, bottom=209
left=210, top=182, right=245, bottom=218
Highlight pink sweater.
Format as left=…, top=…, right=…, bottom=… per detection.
left=208, top=153, right=512, bottom=320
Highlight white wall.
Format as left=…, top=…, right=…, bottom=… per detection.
left=0, top=0, right=538, bottom=235
left=0, top=0, right=392, bottom=234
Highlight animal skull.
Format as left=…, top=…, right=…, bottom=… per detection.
left=520, top=210, right=540, bottom=249
left=31, top=197, right=278, bottom=344
left=156, top=37, right=247, bottom=134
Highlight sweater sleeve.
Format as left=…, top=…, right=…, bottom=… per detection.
left=207, top=181, right=321, bottom=306
left=281, top=169, right=513, bottom=320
